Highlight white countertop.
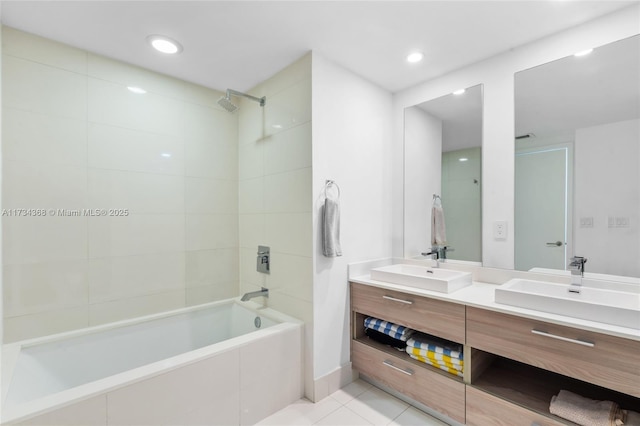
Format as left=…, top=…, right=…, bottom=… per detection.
left=349, top=260, right=640, bottom=342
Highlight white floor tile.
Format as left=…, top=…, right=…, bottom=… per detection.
left=256, top=397, right=342, bottom=426
left=329, top=379, right=373, bottom=405
left=389, top=407, right=450, bottom=426
left=314, top=407, right=372, bottom=426
left=344, top=387, right=409, bottom=426
left=256, top=381, right=453, bottom=426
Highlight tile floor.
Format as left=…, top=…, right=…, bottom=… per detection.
left=257, top=379, right=450, bottom=426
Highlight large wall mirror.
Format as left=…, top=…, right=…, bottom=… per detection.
left=515, top=35, right=639, bottom=278
left=404, top=85, right=483, bottom=262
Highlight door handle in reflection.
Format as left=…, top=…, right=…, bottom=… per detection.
left=546, top=241, right=564, bottom=247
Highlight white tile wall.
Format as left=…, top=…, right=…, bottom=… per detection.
left=236, top=55, right=313, bottom=402
left=2, top=27, right=239, bottom=341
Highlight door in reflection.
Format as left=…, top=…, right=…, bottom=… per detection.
left=515, top=147, right=568, bottom=271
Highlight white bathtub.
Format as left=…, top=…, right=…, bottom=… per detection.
left=0, top=299, right=303, bottom=425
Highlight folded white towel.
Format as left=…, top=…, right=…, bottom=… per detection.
left=626, top=410, right=640, bottom=426
left=322, top=197, right=342, bottom=257
left=549, top=390, right=626, bottom=426
left=431, top=205, right=447, bottom=246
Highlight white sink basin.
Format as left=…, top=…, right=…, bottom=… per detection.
left=495, top=278, right=640, bottom=329
left=370, top=264, right=472, bottom=293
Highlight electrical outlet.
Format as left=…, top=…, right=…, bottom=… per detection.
left=617, top=217, right=629, bottom=228
left=580, top=217, right=593, bottom=228
left=493, top=221, right=507, bottom=240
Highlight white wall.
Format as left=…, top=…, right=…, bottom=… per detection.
left=574, top=119, right=639, bottom=277
left=403, top=107, right=442, bottom=257
left=2, top=27, right=239, bottom=342
left=311, top=52, right=393, bottom=399
left=237, top=53, right=312, bottom=399
left=393, top=4, right=640, bottom=270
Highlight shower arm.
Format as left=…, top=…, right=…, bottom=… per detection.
left=226, top=89, right=266, bottom=107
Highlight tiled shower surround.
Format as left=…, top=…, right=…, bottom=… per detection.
left=1, top=27, right=244, bottom=341
left=2, top=26, right=313, bottom=343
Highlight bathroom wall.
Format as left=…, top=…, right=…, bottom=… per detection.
left=237, top=53, right=312, bottom=396
left=393, top=4, right=640, bottom=269
left=1, top=27, right=239, bottom=342
left=311, top=52, right=393, bottom=400
left=403, top=106, right=442, bottom=258
left=574, top=118, right=639, bottom=277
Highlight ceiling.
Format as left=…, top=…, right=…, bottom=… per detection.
left=0, top=1, right=636, bottom=94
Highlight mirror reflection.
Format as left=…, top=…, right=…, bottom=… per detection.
left=514, top=35, right=639, bottom=278
left=404, top=85, right=483, bottom=263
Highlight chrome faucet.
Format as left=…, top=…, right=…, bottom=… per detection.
left=241, top=287, right=269, bottom=301
left=421, top=248, right=440, bottom=268
left=568, top=256, right=587, bottom=294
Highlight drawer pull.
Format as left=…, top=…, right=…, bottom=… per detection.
left=531, top=329, right=595, bottom=347
left=382, top=295, right=413, bottom=305
left=382, top=360, right=414, bottom=376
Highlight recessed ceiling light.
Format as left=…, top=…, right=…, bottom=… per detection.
left=406, top=52, right=424, bottom=63
left=574, top=48, right=593, bottom=57
left=458, top=157, right=469, bottom=162
left=160, top=153, right=172, bottom=158
left=147, top=35, right=183, bottom=54
left=453, top=89, right=466, bottom=95
left=127, top=86, right=147, bottom=94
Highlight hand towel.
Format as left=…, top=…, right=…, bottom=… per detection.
left=364, top=317, right=414, bottom=341
left=322, top=197, right=342, bottom=257
left=431, top=205, right=447, bottom=246
left=549, top=390, right=626, bottom=426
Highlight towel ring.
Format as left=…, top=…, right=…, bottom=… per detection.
left=325, top=180, right=340, bottom=199
left=433, top=194, right=442, bottom=206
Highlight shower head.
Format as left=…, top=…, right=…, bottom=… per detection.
left=217, top=96, right=238, bottom=113
left=217, top=89, right=266, bottom=113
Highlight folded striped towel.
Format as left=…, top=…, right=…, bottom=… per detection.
left=406, top=346, right=464, bottom=366
left=408, top=351, right=463, bottom=371
left=406, top=334, right=463, bottom=360
left=409, top=355, right=463, bottom=378
left=364, top=317, right=414, bottom=341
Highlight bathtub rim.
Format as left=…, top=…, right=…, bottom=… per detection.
left=1, top=298, right=302, bottom=424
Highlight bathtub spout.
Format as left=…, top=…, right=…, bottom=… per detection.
left=241, top=287, right=269, bottom=301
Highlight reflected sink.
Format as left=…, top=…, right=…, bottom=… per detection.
left=370, top=264, right=472, bottom=293
left=495, top=278, right=640, bottom=329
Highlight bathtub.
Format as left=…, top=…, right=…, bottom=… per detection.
left=0, top=299, right=303, bottom=425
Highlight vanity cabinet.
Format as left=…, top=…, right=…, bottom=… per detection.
left=350, top=283, right=466, bottom=423
left=467, top=307, right=640, bottom=398
left=350, top=281, right=640, bottom=425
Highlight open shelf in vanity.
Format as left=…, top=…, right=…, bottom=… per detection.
left=467, top=350, right=640, bottom=425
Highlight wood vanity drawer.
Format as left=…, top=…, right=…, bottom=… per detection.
left=466, top=386, right=569, bottom=426
left=352, top=340, right=465, bottom=424
left=467, top=307, right=640, bottom=397
left=350, top=282, right=465, bottom=343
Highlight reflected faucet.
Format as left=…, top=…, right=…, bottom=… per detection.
left=241, top=287, right=269, bottom=301
left=421, top=248, right=440, bottom=268
left=568, top=256, right=587, bottom=294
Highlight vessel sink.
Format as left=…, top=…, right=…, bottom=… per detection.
left=495, top=278, right=640, bottom=329
left=370, top=264, right=472, bottom=293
